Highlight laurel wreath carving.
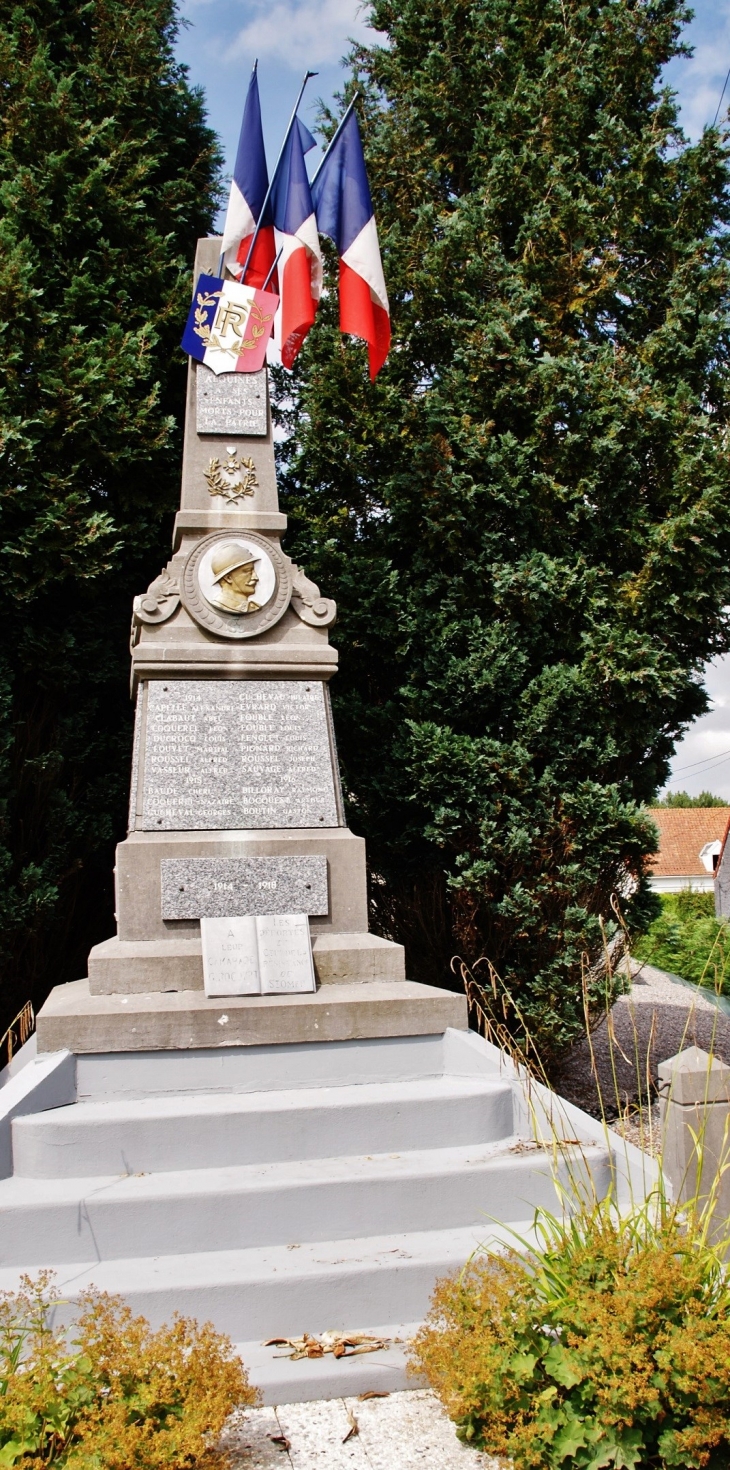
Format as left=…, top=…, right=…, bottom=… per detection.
left=204, top=451, right=258, bottom=502
left=194, top=294, right=274, bottom=357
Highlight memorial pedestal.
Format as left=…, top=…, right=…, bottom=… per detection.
left=37, top=979, right=466, bottom=1054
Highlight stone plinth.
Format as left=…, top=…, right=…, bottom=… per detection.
left=37, top=979, right=466, bottom=1054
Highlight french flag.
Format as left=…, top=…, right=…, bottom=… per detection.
left=312, top=109, right=390, bottom=380
left=269, top=118, right=322, bottom=369
left=220, top=66, right=276, bottom=289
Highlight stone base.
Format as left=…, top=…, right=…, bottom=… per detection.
left=115, top=828, right=370, bottom=942
left=88, top=931, right=406, bottom=995
left=311, top=932, right=405, bottom=984
left=36, top=978, right=467, bottom=1054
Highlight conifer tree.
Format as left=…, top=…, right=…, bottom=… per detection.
left=277, top=0, right=730, bottom=1058
left=0, top=0, right=221, bottom=1029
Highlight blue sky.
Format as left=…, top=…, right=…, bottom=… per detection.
left=175, top=1, right=730, bottom=799
left=176, top=0, right=730, bottom=187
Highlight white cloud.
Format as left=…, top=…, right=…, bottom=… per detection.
left=665, top=6, right=730, bottom=139
left=664, top=654, right=730, bottom=801
left=227, top=0, right=370, bottom=70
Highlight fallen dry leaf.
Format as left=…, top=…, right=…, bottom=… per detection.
left=265, top=1329, right=396, bottom=1361
left=342, top=1409, right=359, bottom=1443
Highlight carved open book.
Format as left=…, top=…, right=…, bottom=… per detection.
left=201, top=913, right=316, bottom=997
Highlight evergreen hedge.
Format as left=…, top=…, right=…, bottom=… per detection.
left=0, top=0, right=221, bottom=1032
left=276, top=0, right=730, bottom=1058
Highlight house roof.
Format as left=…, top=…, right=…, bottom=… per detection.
left=647, top=808, right=730, bottom=878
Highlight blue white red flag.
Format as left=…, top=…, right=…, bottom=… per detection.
left=181, top=274, right=279, bottom=374
left=269, top=116, right=322, bottom=368
left=220, top=68, right=276, bottom=289
left=312, top=109, right=390, bottom=380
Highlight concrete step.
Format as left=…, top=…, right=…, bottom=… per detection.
left=12, top=1076, right=513, bottom=1177
left=0, top=1139, right=608, bottom=1265
left=235, top=1322, right=421, bottom=1405
left=0, top=1221, right=538, bottom=1342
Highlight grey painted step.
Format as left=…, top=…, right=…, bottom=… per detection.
left=236, top=1322, right=421, bottom=1405
left=12, top=1076, right=514, bottom=1178
left=0, top=1140, right=608, bottom=1265
left=73, top=1033, right=447, bottom=1101
left=0, top=1222, right=538, bottom=1341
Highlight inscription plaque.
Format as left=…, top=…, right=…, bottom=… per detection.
left=196, top=365, right=267, bottom=436
left=133, top=680, right=342, bottom=831
left=161, top=856, right=328, bottom=920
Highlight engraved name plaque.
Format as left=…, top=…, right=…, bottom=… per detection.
left=196, top=365, right=267, bottom=436
left=161, top=856, right=328, bottom=920
left=132, top=679, right=342, bottom=831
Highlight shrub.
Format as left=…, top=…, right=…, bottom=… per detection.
left=410, top=1200, right=730, bottom=1469
left=0, top=1273, right=257, bottom=1468
left=633, top=891, right=730, bottom=992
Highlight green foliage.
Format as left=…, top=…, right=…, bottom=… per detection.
left=275, top=0, right=730, bottom=1058
left=633, top=890, right=730, bottom=990
left=654, top=792, right=729, bottom=807
left=0, top=1273, right=256, bottom=1467
left=0, top=0, right=221, bottom=1029
left=410, top=1199, right=730, bottom=1468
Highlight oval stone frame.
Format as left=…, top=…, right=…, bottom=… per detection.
left=180, top=530, right=293, bottom=641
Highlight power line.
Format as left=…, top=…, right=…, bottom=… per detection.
left=671, top=745, right=730, bottom=775
left=713, top=62, right=730, bottom=128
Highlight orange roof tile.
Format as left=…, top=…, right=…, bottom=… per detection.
left=646, top=808, right=730, bottom=877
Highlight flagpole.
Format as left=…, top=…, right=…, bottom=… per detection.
left=218, top=60, right=259, bottom=277
left=310, top=93, right=360, bottom=185
left=238, top=69, right=318, bottom=284
left=262, top=247, right=282, bottom=292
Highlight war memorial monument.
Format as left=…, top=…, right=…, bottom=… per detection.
left=0, top=241, right=645, bottom=1403
left=36, top=234, right=459, bottom=1043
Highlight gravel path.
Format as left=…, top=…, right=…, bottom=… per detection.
left=553, top=962, right=730, bottom=1118
left=221, top=1390, right=497, bottom=1469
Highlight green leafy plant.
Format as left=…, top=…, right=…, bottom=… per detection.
left=633, top=892, right=730, bottom=992
left=0, top=1274, right=257, bottom=1468
left=410, top=1198, right=730, bottom=1470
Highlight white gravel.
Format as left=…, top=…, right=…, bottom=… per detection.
left=222, top=1390, right=498, bottom=1469
left=627, top=960, right=720, bottom=1012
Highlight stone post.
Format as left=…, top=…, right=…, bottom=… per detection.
left=658, top=1045, right=730, bottom=1241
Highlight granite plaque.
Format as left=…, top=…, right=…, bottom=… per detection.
left=134, top=679, right=341, bottom=831
left=196, top=366, right=267, bottom=436
left=201, top=912, right=316, bottom=996
left=161, top=856, right=328, bottom=920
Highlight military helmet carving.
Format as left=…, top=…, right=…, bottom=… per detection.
left=210, top=543, right=259, bottom=585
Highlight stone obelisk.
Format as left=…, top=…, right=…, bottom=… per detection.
left=36, top=238, right=464, bottom=1052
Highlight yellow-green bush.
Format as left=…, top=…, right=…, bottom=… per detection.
left=632, top=891, right=730, bottom=992
left=410, top=1200, right=730, bottom=1469
left=0, top=1273, right=258, bottom=1468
